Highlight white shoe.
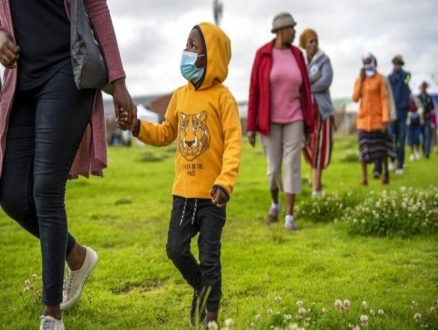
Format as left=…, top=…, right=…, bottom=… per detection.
left=60, top=247, right=98, bottom=310
left=388, top=162, right=395, bottom=171
left=311, top=191, right=322, bottom=199
left=395, top=169, right=404, bottom=175
left=285, top=215, right=299, bottom=231
left=415, top=152, right=421, bottom=160
left=40, top=316, right=65, bottom=330
left=409, top=154, right=415, bottom=161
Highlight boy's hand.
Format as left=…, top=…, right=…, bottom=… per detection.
left=211, top=187, right=227, bottom=208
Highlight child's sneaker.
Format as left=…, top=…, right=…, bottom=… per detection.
left=189, top=289, right=207, bottom=327
left=60, top=246, right=98, bottom=310
left=382, top=177, right=389, bottom=185
left=409, top=154, right=415, bottom=161
left=39, top=316, right=65, bottom=330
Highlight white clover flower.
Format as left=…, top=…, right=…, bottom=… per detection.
left=430, top=307, right=436, bottom=312
left=255, top=314, right=262, bottom=321
left=412, top=301, right=418, bottom=309
left=275, top=295, right=282, bottom=303
left=360, top=314, right=368, bottom=326
left=414, top=313, right=422, bottom=322
left=298, top=307, right=306, bottom=315
left=225, top=318, right=234, bottom=327
left=335, top=299, right=343, bottom=308
left=207, top=321, right=218, bottom=330
left=343, top=299, right=351, bottom=310
left=24, top=279, right=30, bottom=286
left=362, top=301, right=368, bottom=309
left=296, top=300, right=303, bottom=307
left=250, top=322, right=256, bottom=329
left=32, top=274, right=38, bottom=280
left=369, top=309, right=375, bottom=316
left=378, top=309, right=384, bottom=316
left=321, top=307, right=328, bottom=314
left=284, top=314, right=292, bottom=321
left=267, top=309, right=273, bottom=315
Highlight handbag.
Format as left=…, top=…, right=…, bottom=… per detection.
left=70, top=0, right=112, bottom=94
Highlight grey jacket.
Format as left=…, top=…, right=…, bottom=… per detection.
left=305, top=49, right=334, bottom=119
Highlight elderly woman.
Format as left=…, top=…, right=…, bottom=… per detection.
left=299, top=28, right=335, bottom=198
left=352, top=53, right=394, bottom=186
left=247, top=12, right=314, bottom=231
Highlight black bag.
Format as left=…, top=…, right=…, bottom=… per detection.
left=70, top=0, right=112, bottom=94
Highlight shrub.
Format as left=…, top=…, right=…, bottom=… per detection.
left=342, top=186, right=438, bottom=237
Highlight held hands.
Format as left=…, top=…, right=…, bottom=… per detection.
left=0, top=30, right=20, bottom=69
left=360, top=68, right=366, bottom=82
left=211, top=187, right=227, bottom=208
left=112, top=78, right=137, bottom=130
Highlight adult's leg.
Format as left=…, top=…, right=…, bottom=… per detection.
left=260, top=124, right=283, bottom=221
left=423, top=120, right=431, bottom=158
left=33, top=65, right=94, bottom=314
left=282, top=121, right=303, bottom=216
left=396, top=119, right=407, bottom=169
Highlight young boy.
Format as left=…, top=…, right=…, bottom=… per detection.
left=119, top=23, right=242, bottom=327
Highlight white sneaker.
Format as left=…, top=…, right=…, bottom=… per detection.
left=311, top=191, right=322, bottom=199
left=395, top=169, right=404, bottom=175
left=285, top=215, right=299, bottom=231
left=40, top=316, right=65, bottom=330
left=409, top=154, right=415, bottom=161
left=388, top=162, right=395, bottom=171
left=415, top=152, right=421, bottom=160
left=60, top=246, right=98, bottom=310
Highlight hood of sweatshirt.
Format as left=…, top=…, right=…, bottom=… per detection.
left=192, top=22, right=231, bottom=90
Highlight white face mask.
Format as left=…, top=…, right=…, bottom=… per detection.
left=364, top=62, right=376, bottom=77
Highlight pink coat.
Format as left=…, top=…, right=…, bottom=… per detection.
left=0, top=0, right=126, bottom=178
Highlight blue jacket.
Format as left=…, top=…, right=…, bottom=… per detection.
left=305, top=49, right=334, bottom=120
left=388, top=69, right=411, bottom=119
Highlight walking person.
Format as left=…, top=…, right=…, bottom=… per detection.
left=388, top=54, right=411, bottom=174
left=407, top=94, right=424, bottom=161
left=119, top=22, right=241, bottom=328
left=417, top=81, right=435, bottom=158
left=247, top=12, right=314, bottom=231
left=0, top=1, right=136, bottom=329
left=352, top=53, right=394, bottom=186
left=299, top=28, right=335, bottom=198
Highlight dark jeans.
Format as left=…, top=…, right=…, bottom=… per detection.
left=393, top=118, right=407, bottom=169
left=166, top=196, right=226, bottom=312
left=422, top=119, right=432, bottom=157
left=0, top=64, right=95, bottom=305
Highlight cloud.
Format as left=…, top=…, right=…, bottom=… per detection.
left=2, top=0, right=437, bottom=102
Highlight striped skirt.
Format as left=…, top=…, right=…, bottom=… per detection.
left=303, top=106, right=335, bottom=170
left=358, top=130, right=396, bottom=163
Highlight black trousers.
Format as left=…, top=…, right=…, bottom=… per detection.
left=0, top=64, right=95, bottom=305
left=166, top=196, right=226, bottom=312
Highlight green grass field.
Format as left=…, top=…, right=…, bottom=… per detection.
left=0, top=134, right=437, bottom=329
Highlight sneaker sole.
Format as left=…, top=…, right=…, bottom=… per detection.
left=60, top=251, right=98, bottom=310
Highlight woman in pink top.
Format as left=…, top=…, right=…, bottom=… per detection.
left=247, top=12, right=314, bottom=231
left=0, top=1, right=136, bottom=329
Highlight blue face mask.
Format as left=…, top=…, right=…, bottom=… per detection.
left=180, top=51, right=205, bottom=83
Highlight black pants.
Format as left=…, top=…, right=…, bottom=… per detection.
left=166, top=196, right=226, bottom=312
left=0, top=64, right=95, bottom=305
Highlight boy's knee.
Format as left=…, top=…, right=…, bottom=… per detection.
left=166, top=243, right=185, bottom=261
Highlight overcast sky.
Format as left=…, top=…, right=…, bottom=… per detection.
left=2, top=0, right=437, bottom=102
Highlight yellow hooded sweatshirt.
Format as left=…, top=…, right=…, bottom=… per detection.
left=136, top=23, right=242, bottom=200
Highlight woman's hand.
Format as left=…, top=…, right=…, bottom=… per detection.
left=111, top=78, right=137, bottom=129
left=247, top=131, right=256, bottom=147
left=0, top=30, right=20, bottom=69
